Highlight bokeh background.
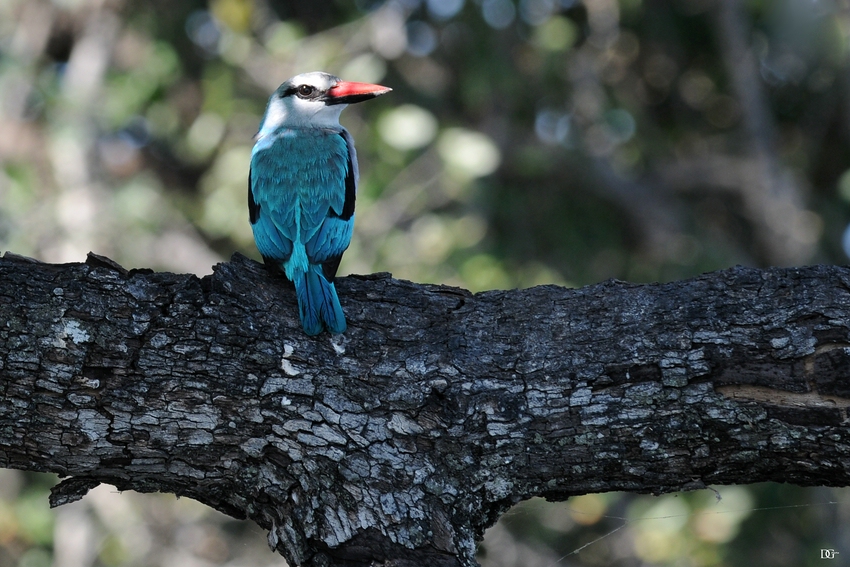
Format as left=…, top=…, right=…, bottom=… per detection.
left=2, top=0, right=850, bottom=565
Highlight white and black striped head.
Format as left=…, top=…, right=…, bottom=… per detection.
left=258, top=71, right=391, bottom=135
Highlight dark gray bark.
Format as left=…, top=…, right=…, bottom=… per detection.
left=2, top=251, right=850, bottom=567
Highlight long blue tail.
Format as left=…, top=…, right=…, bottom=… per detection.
left=294, top=265, right=346, bottom=336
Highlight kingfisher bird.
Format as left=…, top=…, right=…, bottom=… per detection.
left=249, top=71, right=391, bottom=335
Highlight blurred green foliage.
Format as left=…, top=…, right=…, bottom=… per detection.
left=2, top=0, right=850, bottom=565
left=484, top=484, right=850, bottom=567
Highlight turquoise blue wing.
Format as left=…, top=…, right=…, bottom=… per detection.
left=304, top=131, right=357, bottom=280
left=249, top=164, right=293, bottom=263
left=250, top=131, right=349, bottom=241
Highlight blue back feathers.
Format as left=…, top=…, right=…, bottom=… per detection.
left=249, top=128, right=356, bottom=335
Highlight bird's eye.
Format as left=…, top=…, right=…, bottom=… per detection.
left=297, top=85, right=315, bottom=98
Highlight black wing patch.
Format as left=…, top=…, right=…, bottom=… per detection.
left=329, top=131, right=356, bottom=221
left=321, top=254, right=343, bottom=282
left=248, top=167, right=260, bottom=224
left=262, top=255, right=283, bottom=274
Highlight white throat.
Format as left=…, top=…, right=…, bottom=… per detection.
left=258, top=96, right=346, bottom=137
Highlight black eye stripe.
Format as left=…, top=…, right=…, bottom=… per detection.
left=280, top=84, right=324, bottom=100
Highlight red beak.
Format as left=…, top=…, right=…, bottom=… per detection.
left=325, top=81, right=392, bottom=105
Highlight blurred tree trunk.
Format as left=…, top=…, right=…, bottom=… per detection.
left=714, top=0, right=814, bottom=265
left=2, top=252, right=850, bottom=567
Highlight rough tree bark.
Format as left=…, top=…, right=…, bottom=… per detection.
left=1, top=251, right=850, bottom=567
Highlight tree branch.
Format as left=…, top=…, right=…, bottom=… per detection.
left=2, top=251, right=850, bottom=566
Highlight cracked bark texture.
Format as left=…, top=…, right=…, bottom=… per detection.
left=2, top=251, right=850, bottom=567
